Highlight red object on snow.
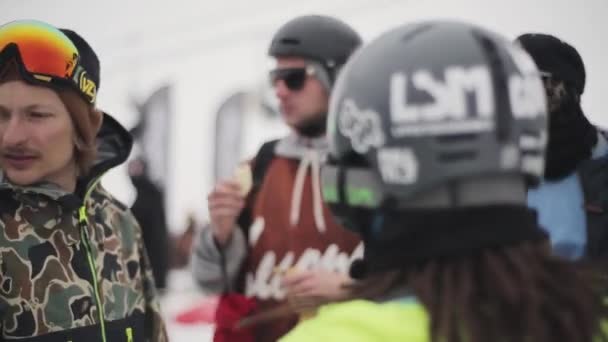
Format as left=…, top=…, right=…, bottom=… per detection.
left=213, top=293, right=257, bottom=342
left=174, top=297, right=219, bottom=324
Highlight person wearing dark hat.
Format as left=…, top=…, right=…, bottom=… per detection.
left=517, top=33, right=608, bottom=260
left=0, top=20, right=167, bottom=341
left=192, top=15, right=363, bottom=341
left=128, top=157, right=169, bottom=290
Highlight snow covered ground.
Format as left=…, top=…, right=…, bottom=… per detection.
left=160, top=270, right=215, bottom=341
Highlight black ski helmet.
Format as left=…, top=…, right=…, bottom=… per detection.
left=268, top=15, right=362, bottom=84
left=321, top=20, right=547, bottom=233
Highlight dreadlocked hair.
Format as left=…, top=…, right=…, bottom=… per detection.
left=348, top=241, right=608, bottom=342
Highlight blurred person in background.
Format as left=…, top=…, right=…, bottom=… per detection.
left=519, top=33, right=608, bottom=260
left=282, top=20, right=608, bottom=342
left=192, top=14, right=363, bottom=341
left=129, top=157, right=170, bottom=290
left=0, top=20, right=167, bottom=341
left=170, top=213, right=198, bottom=270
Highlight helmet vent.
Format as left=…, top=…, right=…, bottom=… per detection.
left=436, top=133, right=479, bottom=144
left=438, top=150, right=477, bottom=162
left=400, top=23, right=433, bottom=44
left=279, top=38, right=300, bottom=45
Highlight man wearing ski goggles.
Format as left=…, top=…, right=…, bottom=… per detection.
left=0, top=20, right=167, bottom=341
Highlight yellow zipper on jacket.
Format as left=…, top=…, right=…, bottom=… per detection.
left=78, top=176, right=107, bottom=342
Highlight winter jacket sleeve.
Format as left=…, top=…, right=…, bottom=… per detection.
left=191, top=223, right=247, bottom=294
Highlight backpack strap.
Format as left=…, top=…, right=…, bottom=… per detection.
left=251, top=139, right=280, bottom=194
left=578, top=157, right=608, bottom=258
left=236, top=139, right=279, bottom=235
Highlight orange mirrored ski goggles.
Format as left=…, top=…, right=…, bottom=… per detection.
left=0, top=20, right=97, bottom=103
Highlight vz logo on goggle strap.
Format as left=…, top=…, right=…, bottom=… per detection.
left=72, top=66, right=97, bottom=103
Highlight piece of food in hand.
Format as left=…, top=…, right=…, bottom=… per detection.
left=273, top=266, right=296, bottom=276
left=234, top=164, right=253, bottom=196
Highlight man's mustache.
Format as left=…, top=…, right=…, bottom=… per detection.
left=1, top=146, right=40, bottom=158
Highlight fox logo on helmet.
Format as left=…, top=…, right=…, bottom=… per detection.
left=338, top=99, right=385, bottom=153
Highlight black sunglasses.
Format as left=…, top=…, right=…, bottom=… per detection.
left=269, top=66, right=315, bottom=91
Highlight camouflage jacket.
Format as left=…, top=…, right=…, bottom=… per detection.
left=0, top=114, right=168, bottom=341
